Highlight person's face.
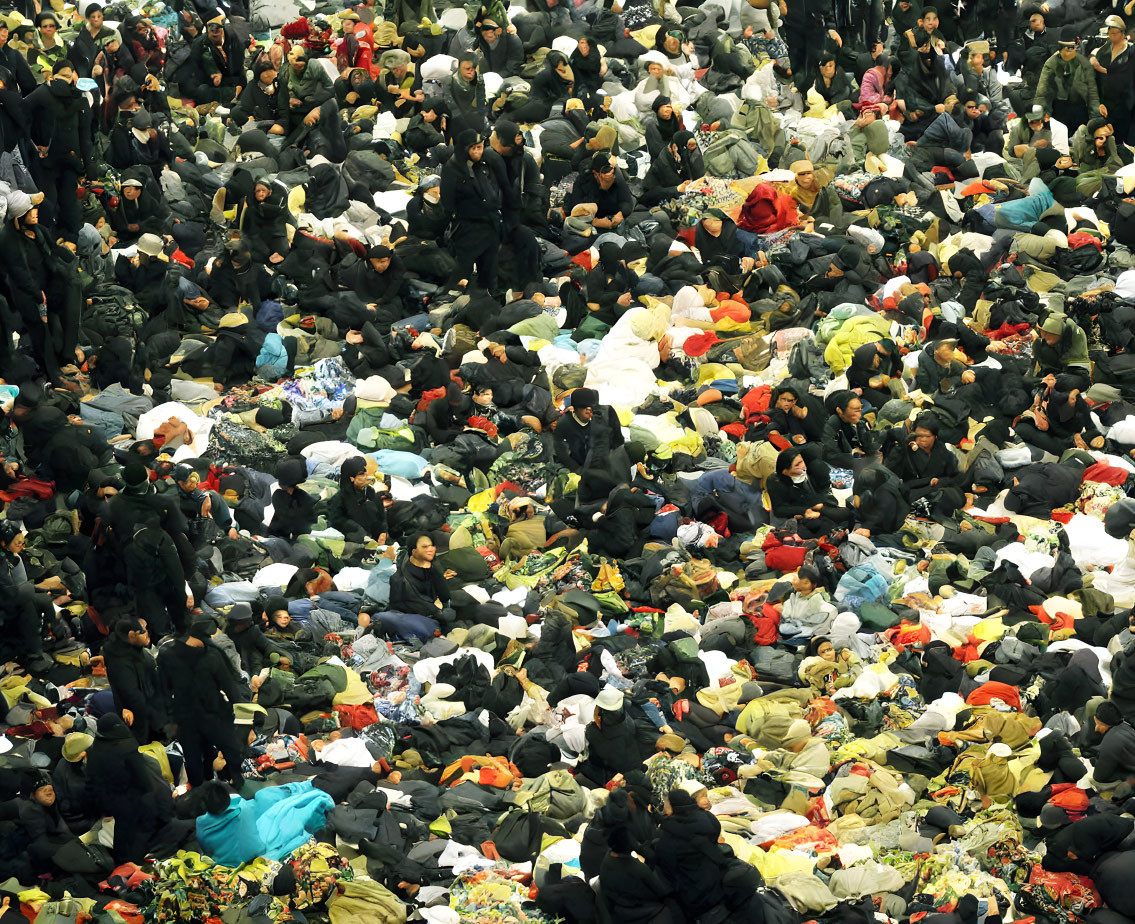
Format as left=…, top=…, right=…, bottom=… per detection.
left=595, top=167, right=615, bottom=189
left=105, top=38, right=120, bottom=52
left=22, top=207, right=38, bottom=226
left=575, top=404, right=594, bottom=422
left=702, top=216, right=722, bottom=235
left=39, top=20, right=57, bottom=39
left=795, top=167, right=815, bottom=188
left=459, top=60, right=476, bottom=80
left=289, top=49, right=307, bottom=70
left=350, top=470, right=369, bottom=489
left=1030, top=13, right=1045, bottom=31
left=1095, top=716, right=1110, bottom=734
left=1110, top=26, right=1125, bottom=41
left=254, top=184, right=271, bottom=202
left=343, top=19, right=357, bottom=32
left=0, top=27, right=14, bottom=48
left=578, top=37, right=590, bottom=55
left=838, top=399, right=863, bottom=424
left=914, top=426, right=936, bottom=450
left=481, top=25, right=500, bottom=40
left=272, top=609, right=291, bottom=628
left=1060, top=44, right=1077, bottom=60
left=793, top=575, right=816, bottom=594
left=965, top=100, right=981, bottom=118
left=369, top=256, right=391, bottom=272
left=467, top=141, right=484, bottom=162
left=785, top=454, right=807, bottom=478
left=259, top=67, right=277, bottom=86
left=4, top=533, right=25, bottom=554
left=817, top=641, right=836, bottom=660
left=392, top=64, right=407, bottom=79
left=1040, top=329, right=1060, bottom=346
left=969, top=52, right=984, bottom=71
left=88, top=9, right=103, bottom=29
left=413, top=535, right=436, bottom=561
left=209, top=23, right=225, bottom=44
left=473, top=388, right=493, bottom=406
left=1028, top=116, right=1045, bottom=132
left=695, top=791, right=711, bottom=810
left=663, top=34, right=680, bottom=53
left=32, top=784, right=55, bottom=807
left=423, top=108, right=437, bottom=123
left=658, top=102, right=673, bottom=119
left=124, top=185, right=142, bottom=200
left=647, top=62, right=662, bottom=79
left=129, top=624, right=151, bottom=647
left=935, top=342, right=955, bottom=364
left=820, top=59, right=835, bottom=78
left=776, top=391, right=797, bottom=412
left=921, top=11, right=938, bottom=31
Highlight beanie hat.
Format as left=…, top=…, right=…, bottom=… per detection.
left=1096, top=700, right=1124, bottom=727
left=227, top=602, right=254, bottom=625
left=6, top=189, right=32, bottom=219
left=24, top=770, right=52, bottom=795
left=265, top=595, right=289, bottom=617
left=189, top=617, right=215, bottom=640
left=275, top=457, right=308, bottom=488
left=121, top=462, right=150, bottom=490
left=571, top=387, right=598, bottom=409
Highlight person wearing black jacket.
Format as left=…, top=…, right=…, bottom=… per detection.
left=768, top=448, right=852, bottom=537
left=653, top=789, right=734, bottom=921
left=553, top=387, right=624, bottom=471
left=599, top=824, right=678, bottom=924
left=440, top=128, right=508, bottom=291
left=490, top=119, right=543, bottom=283
left=0, top=22, right=35, bottom=95
left=473, top=18, right=523, bottom=77
left=564, top=152, right=636, bottom=231
left=884, top=413, right=964, bottom=516
left=270, top=457, right=316, bottom=541
left=192, top=15, right=247, bottom=106
left=230, top=59, right=280, bottom=127
left=157, top=619, right=246, bottom=787
left=388, top=532, right=455, bottom=620
left=329, top=456, right=389, bottom=544
left=423, top=384, right=472, bottom=444
left=641, top=136, right=695, bottom=207
left=225, top=603, right=286, bottom=675
left=821, top=391, right=881, bottom=470
left=783, top=0, right=839, bottom=91
left=24, top=60, right=94, bottom=238
left=102, top=618, right=167, bottom=745
left=847, top=338, right=902, bottom=410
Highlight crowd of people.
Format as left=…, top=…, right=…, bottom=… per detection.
left=8, top=0, right=1135, bottom=920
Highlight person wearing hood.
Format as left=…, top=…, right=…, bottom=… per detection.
left=894, top=30, right=956, bottom=141
left=598, top=823, right=677, bottom=924
left=1070, top=116, right=1124, bottom=177
left=84, top=713, right=180, bottom=863
left=0, top=190, right=81, bottom=383
left=471, top=17, right=522, bottom=77
left=554, top=387, right=625, bottom=470
left=102, top=617, right=167, bottom=744
left=440, top=128, right=508, bottom=291
left=958, top=41, right=1008, bottom=121
left=230, top=58, right=282, bottom=127
left=641, top=132, right=701, bottom=207
left=270, top=456, right=317, bottom=541
left=158, top=617, right=247, bottom=788
left=224, top=602, right=285, bottom=676
left=24, top=60, right=93, bottom=238
left=335, top=65, right=380, bottom=115
left=423, top=383, right=472, bottom=443
left=884, top=411, right=964, bottom=512
left=507, top=49, right=574, bottom=123
left=768, top=448, right=852, bottom=537
left=108, top=108, right=171, bottom=177
left=490, top=119, right=544, bottom=279
left=329, top=456, right=389, bottom=544
left=378, top=48, right=424, bottom=116
left=389, top=531, right=455, bottom=620
left=538, top=97, right=591, bottom=172
left=406, top=173, right=448, bottom=241
left=643, top=94, right=682, bottom=158
left=821, top=390, right=881, bottom=470
left=0, top=521, right=53, bottom=672
left=653, top=787, right=733, bottom=920
left=1032, top=313, right=1091, bottom=388
left=403, top=96, right=449, bottom=157
left=851, top=464, right=910, bottom=540
left=442, top=51, right=487, bottom=135
left=238, top=177, right=294, bottom=265
left=786, top=159, right=843, bottom=226
left=15, top=771, right=94, bottom=880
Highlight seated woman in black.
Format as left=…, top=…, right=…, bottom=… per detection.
left=821, top=391, right=881, bottom=472
left=884, top=412, right=965, bottom=518
left=846, top=338, right=902, bottom=411
left=850, top=465, right=909, bottom=544
left=761, top=384, right=829, bottom=489
left=767, top=448, right=852, bottom=538
left=329, top=456, right=389, bottom=545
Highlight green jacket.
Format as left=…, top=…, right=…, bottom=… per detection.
left=1034, top=316, right=1090, bottom=374
left=1036, top=52, right=1100, bottom=112
left=1070, top=124, right=1125, bottom=173
left=277, top=61, right=334, bottom=120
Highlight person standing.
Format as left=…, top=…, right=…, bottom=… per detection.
left=158, top=618, right=247, bottom=788
left=1036, top=26, right=1101, bottom=133
left=439, top=128, right=507, bottom=292
left=102, top=617, right=167, bottom=744
left=1090, top=15, right=1135, bottom=143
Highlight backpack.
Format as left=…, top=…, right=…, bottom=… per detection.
left=702, top=128, right=763, bottom=177
left=787, top=336, right=830, bottom=385
left=516, top=768, right=587, bottom=820
left=84, top=286, right=146, bottom=341
left=492, top=805, right=545, bottom=862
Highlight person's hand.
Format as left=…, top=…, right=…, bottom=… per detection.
left=744, top=25, right=753, bottom=37
left=346, top=329, right=364, bottom=344
left=1069, top=388, right=1080, bottom=404
left=766, top=94, right=779, bottom=107
left=303, top=109, right=319, bottom=126
left=961, top=370, right=976, bottom=384
left=828, top=28, right=842, bottom=47
left=346, top=91, right=359, bottom=104
left=611, top=211, right=624, bottom=226
left=3, top=461, right=18, bottom=480
left=1043, top=373, right=1057, bottom=390
left=212, top=753, right=227, bottom=771
left=92, top=64, right=103, bottom=76
left=201, top=494, right=212, bottom=517
left=212, top=73, right=222, bottom=86
left=617, top=291, right=633, bottom=306
left=805, top=508, right=821, bottom=518
left=741, top=256, right=755, bottom=272
left=1035, top=137, right=1049, bottom=147
left=930, top=477, right=939, bottom=486
left=1101, top=104, right=1109, bottom=116
left=488, top=342, right=508, bottom=362
left=854, top=527, right=871, bottom=537
left=443, top=568, right=458, bottom=580
left=793, top=434, right=806, bottom=444
left=122, top=708, right=134, bottom=726
left=677, top=180, right=690, bottom=192
left=935, top=103, right=945, bottom=114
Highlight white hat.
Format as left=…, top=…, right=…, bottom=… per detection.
left=498, top=613, right=530, bottom=640
left=595, top=686, right=624, bottom=711
left=783, top=719, right=812, bottom=744
left=354, top=375, right=396, bottom=403
left=988, top=742, right=1013, bottom=758
left=5, top=189, right=32, bottom=219
left=678, top=779, right=708, bottom=797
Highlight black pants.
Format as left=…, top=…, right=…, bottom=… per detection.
left=451, top=220, right=501, bottom=291
left=39, top=164, right=81, bottom=240
left=178, top=716, right=244, bottom=788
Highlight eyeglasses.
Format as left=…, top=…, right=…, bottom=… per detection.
left=41, top=23, right=57, bottom=28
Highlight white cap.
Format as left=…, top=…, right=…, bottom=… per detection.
left=988, top=742, right=1012, bottom=758
left=595, top=686, right=624, bottom=711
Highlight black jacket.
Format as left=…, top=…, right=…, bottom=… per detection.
left=102, top=634, right=167, bottom=742
left=389, top=559, right=450, bottom=616
left=25, top=78, right=94, bottom=174
left=440, top=144, right=508, bottom=227
left=554, top=406, right=624, bottom=470
left=158, top=637, right=245, bottom=723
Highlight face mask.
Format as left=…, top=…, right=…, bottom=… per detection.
left=790, top=472, right=808, bottom=484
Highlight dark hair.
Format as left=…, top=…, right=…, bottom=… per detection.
left=807, top=636, right=833, bottom=658
left=114, top=618, right=146, bottom=639
left=607, top=824, right=636, bottom=854
left=920, top=5, right=938, bottom=15
left=408, top=531, right=434, bottom=551
left=774, top=384, right=799, bottom=401
left=831, top=390, right=861, bottom=414
left=200, top=780, right=232, bottom=815
left=777, top=448, right=803, bottom=475
left=818, top=53, right=836, bottom=67
left=913, top=412, right=940, bottom=435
